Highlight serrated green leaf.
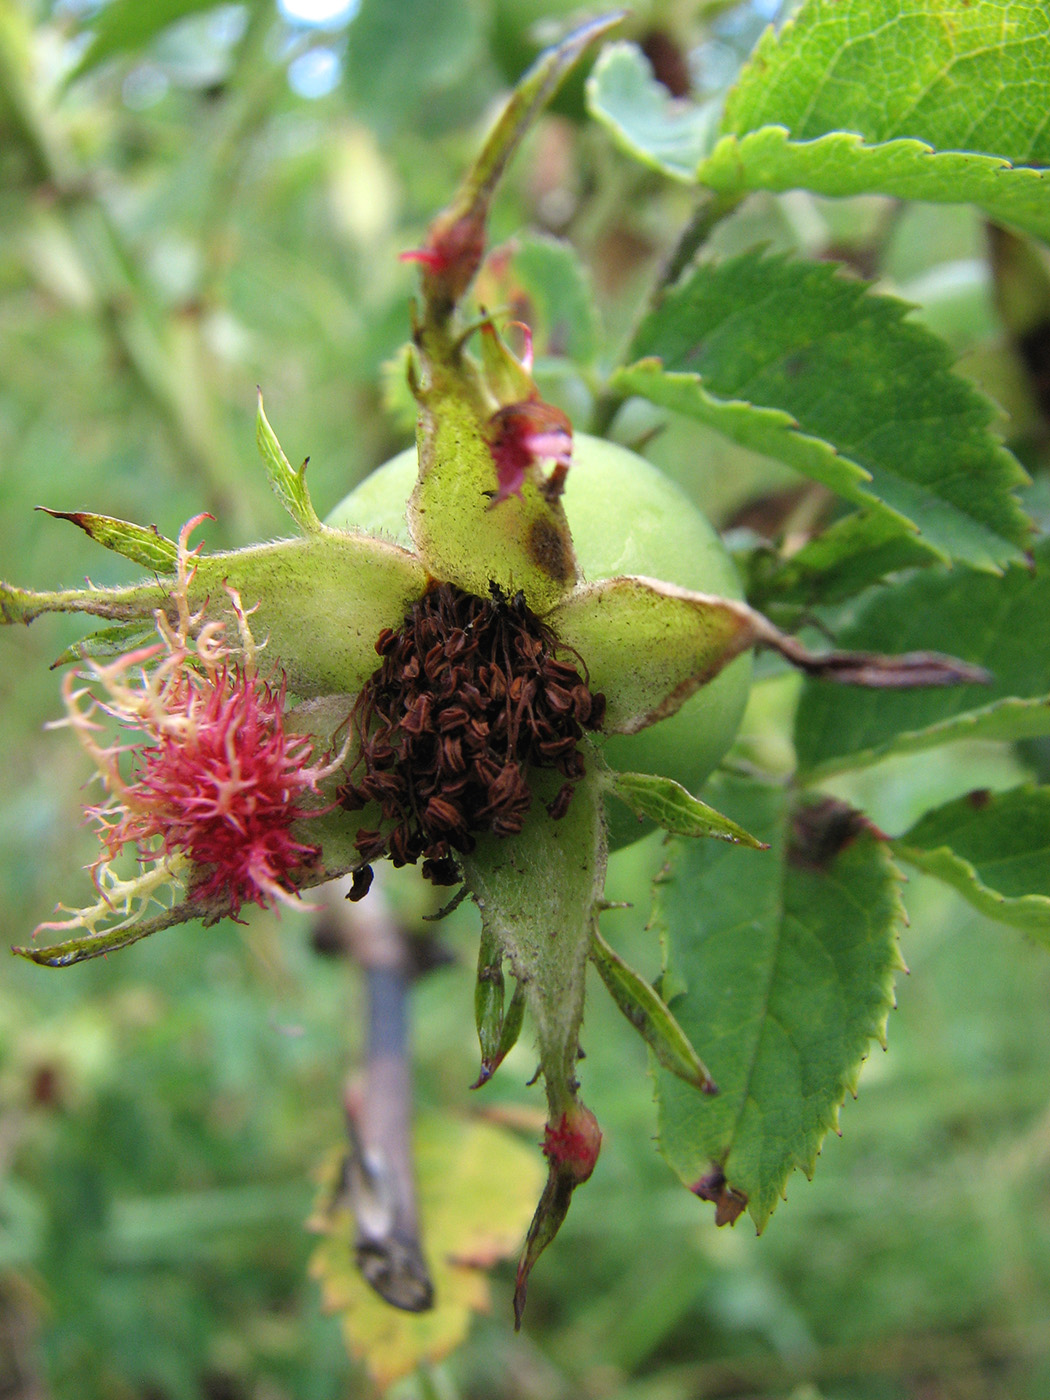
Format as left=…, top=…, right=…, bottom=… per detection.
left=621, top=252, right=1030, bottom=570
left=586, top=42, right=720, bottom=180
left=68, top=0, right=232, bottom=80
left=37, top=509, right=177, bottom=572
left=723, top=0, right=1050, bottom=165
left=609, top=771, right=766, bottom=846
left=589, top=924, right=715, bottom=1091
left=653, top=775, right=905, bottom=1231
left=891, top=785, right=1050, bottom=941
left=796, top=539, right=1050, bottom=779
left=512, top=234, right=599, bottom=366
left=749, top=509, right=939, bottom=610
left=255, top=392, right=322, bottom=535
left=699, top=129, right=1050, bottom=245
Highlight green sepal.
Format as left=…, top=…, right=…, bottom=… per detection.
left=404, top=18, right=625, bottom=613
left=36, top=508, right=178, bottom=572
left=13, top=898, right=202, bottom=967
left=473, top=926, right=506, bottom=1084
left=2, top=530, right=427, bottom=699
left=462, top=758, right=607, bottom=1316
left=256, top=391, right=323, bottom=535
left=589, top=923, right=716, bottom=1092
left=407, top=371, right=579, bottom=614
left=608, top=771, right=767, bottom=847
left=547, top=577, right=758, bottom=734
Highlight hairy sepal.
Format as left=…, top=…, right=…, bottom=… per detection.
left=461, top=757, right=607, bottom=1322
left=1, top=529, right=427, bottom=698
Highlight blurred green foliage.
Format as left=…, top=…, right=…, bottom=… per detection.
left=1, top=1, right=1050, bottom=1397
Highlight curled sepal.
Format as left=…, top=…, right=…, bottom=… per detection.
left=589, top=924, right=717, bottom=1094
left=256, top=391, right=322, bottom=535
left=514, top=1103, right=601, bottom=1329
left=548, top=575, right=991, bottom=736
left=408, top=12, right=625, bottom=327
left=473, top=926, right=506, bottom=1085
left=608, top=771, right=768, bottom=847
left=472, top=928, right=527, bottom=1088
left=36, top=509, right=177, bottom=571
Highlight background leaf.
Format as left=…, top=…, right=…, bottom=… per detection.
left=795, top=538, right=1050, bottom=779
left=891, top=785, right=1050, bottom=941
left=309, top=1113, right=544, bottom=1388
left=621, top=252, right=1029, bottom=569
left=585, top=42, right=720, bottom=180
left=69, top=0, right=235, bottom=79
left=723, top=0, right=1050, bottom=164
left=653, top=775, right=905, bottom=1230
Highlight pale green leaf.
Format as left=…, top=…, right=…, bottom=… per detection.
left=653, top=775, right=905, bottom=1231
left=609, top=770, right=766, bottom=846
left=586, top=41, right=720, bottom=180
left=309, top=1113, right=545, bottom=1389
left=699, top=129, right=1050, bottom=245
left=795, top=539, right=1050, bottom=779
left=255, top=392, right=322, bottom=535
left=622, top=252, right=1030, bottom=570
left=723, top=0, right=1050, bottom=165
left=891, top=785, right=1050, bottom=941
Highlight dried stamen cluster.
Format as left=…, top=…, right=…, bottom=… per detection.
left=339, top=582, right=605, bottom=890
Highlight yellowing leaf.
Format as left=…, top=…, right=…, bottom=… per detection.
left=309, top=1112, right=544, bottom=1387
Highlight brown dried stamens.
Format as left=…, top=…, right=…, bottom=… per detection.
left=339, top=582, right=605, bottom=886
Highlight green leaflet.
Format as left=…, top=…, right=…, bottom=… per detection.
left=653, top=776, right=906, bottom=1231
left=795, top=539, right=1050, bottom=780
left=511, top=234, right=600, bottom=368
left=891, top=786, right=1050, bottom=943
left=623, top=252, right=1030, bottom=571
left=589, top=924, right=716, bottom=1092
left=67, top=0, right=234, bottom=81
left=256, top=393, right=322, bottom=535
left=723, top=0, right=1050, bottom=165
left=36, top=510, right=178, bottom=572
left=608, top=771, right=766, bottom=847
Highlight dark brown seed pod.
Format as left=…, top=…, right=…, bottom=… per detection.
left=337, top=581, right=604, bottom=887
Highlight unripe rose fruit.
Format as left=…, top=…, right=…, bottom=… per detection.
left=327, top=434, right=752, bottom=847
